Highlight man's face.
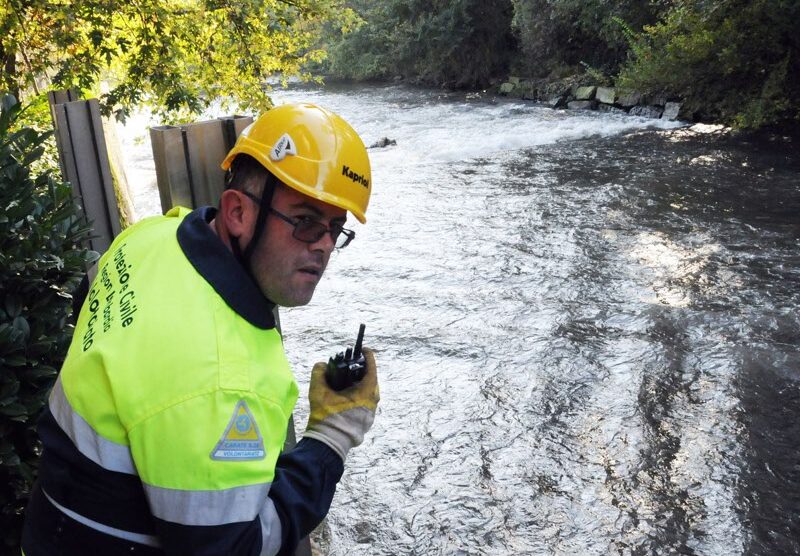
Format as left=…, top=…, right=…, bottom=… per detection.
left=249, top=184, right=347, bottom=307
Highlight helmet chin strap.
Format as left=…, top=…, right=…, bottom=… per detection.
left=230, top=172, right=278, bottom=279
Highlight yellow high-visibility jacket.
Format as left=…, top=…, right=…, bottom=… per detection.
left=22, top=207, right=344, bottom=556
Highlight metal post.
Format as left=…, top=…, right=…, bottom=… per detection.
left=150, top=115, right=253, bottom=213
left=150, top=125, right=194, bottom=211
left=52, top=99, right=122, bottom=254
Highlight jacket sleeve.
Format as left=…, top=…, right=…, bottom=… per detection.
left=269, top=438, right=344, bottom=555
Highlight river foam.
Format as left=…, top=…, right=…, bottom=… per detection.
left=271, top=85, right=684, bottom=164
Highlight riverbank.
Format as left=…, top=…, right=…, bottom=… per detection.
left=320, top=73, right=692, bottom=126
left=494, top=74, right=685, bottom=122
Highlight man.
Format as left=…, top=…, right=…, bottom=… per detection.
left=21, top=103, right=380, bottom=555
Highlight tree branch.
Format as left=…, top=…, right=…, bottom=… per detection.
left=9, top=1, right=41, bottom=95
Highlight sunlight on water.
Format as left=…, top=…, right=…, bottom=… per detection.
left=629, top=231, right=723, bottom=307
left=119, top=85, right=682, bottom=218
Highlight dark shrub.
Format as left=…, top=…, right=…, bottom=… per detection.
left=0, top=93, right=96, bottom=553
left=617, top=0, right=800, bottom=128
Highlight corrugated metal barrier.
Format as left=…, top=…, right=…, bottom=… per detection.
left=50, top=94, right=122, bottom=255
left=150, top=115, right=252, bottom=213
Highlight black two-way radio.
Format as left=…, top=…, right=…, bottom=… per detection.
left=325, top=324, right=367, bottom=391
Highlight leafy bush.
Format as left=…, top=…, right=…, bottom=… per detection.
left=0, top=94, right=96, bottom=553
left=511, top=0, right=664, bottom=78
left=617, top=0, right=800, bottom=128
left=321, top=0, right=797, bottom=129
left=1, top=1, right=358, bottom=121
left=325, top=0, right=516, bottom=88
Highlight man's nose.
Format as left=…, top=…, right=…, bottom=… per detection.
left=309, top=230, right=336, bottom=254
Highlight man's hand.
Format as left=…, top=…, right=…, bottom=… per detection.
left=303, top=348, right=380, bottom=461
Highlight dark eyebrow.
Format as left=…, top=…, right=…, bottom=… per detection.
left=289, top=202, right=346, bottom=223
left=289, top=202, right=323, bottom=216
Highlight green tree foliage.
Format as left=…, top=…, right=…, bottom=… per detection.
left=325, top=0, right=663, bottom=84
left=0, top=93, right=96, bottom=553
left=0, top=0, right=357, bottom=120
left=510, top=0, right=664, bottom=78
left=617, top=0, right=800, bottom=128
left=325, top=0, right=516, bottom=88
left=325, top=0, right=797, bottom=129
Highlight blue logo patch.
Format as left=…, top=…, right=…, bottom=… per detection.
left=210, top=400, right=265, bottom=461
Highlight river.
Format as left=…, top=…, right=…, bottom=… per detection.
left=121, top=84, right=800, bottom=555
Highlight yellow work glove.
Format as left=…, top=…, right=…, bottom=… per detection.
left=303, top=348, right=380, bottom=461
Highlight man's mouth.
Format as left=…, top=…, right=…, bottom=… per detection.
left=298, top=266, right=321, bottom=277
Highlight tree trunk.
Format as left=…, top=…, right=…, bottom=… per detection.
left=0, top=43, right=19, bottom=99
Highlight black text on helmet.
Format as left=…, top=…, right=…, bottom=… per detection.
left=342, top=165, right=369, bottom=188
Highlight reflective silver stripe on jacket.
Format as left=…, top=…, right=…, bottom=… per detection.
left=258, top=498, right=282, bottom=556
left=143, top=481, right=272, bottom=525
left=42, top=488, right=162, bottom=548
left=144, top=482, right=282, bottom=554
left=49, top=377, right=137, bottom=474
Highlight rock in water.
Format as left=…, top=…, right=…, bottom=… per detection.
left=568, top=100, right=596, bottom=110
left=574, top=86, right=597, bottom=101
left=546, top=95, right=567, bottom=109
left=598, top=104, right=627, bottom=114
left=663, top=102, right=681, bottom=121
left=629, top=105, right=664, bottom=119
left=369, top=137, right=397, bottom=149
left=596, top=87, right=616, bottom=105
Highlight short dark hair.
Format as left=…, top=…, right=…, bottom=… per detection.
left=225, top=155, right=270, bottom=196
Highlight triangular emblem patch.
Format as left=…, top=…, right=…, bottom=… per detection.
left=210, top=400, right=266, bottom=461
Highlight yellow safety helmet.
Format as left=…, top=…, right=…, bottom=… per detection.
left=221, top=103, right=371, bottom=223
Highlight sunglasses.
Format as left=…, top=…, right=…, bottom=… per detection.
left=242, top=191, right=356, bottom=249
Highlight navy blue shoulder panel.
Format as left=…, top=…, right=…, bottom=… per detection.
left=269, top=438, right=345, bottom=555
left=177, top=206, right=276, bottom=330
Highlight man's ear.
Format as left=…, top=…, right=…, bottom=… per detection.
left=218, top=189, right=250, bottom=240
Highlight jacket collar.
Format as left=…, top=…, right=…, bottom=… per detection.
left=176, top=206, right=276, bottom=330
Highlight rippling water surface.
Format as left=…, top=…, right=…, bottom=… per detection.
left=124, top=85, right=800, bottom=555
